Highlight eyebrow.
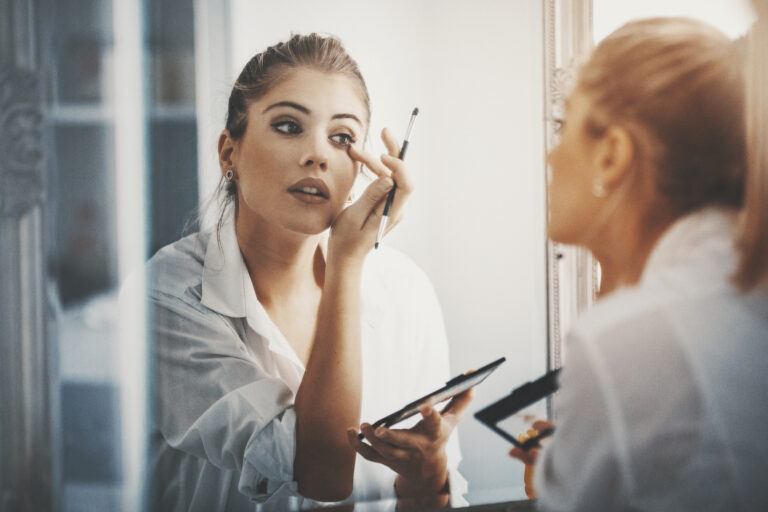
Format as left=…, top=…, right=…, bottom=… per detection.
left=263, top=101, right=309, bottom=115
left=263, top=101, right=362, bottom=126
left=332, top=113, right=362, bottom=126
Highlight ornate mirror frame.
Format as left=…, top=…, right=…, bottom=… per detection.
left=543, top=0, right=598, bottom=378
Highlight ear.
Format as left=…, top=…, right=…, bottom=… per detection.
left=218, top=130, right=237, bottom=176
left=593, top=125, right=634, bottom=190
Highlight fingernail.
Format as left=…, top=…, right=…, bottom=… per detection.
left=375, top=427, right=385, bottom=437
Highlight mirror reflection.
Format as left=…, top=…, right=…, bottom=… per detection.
left=3, top=0, right=766, bottom=511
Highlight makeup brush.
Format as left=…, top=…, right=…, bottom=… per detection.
left=375, top=107, right=419, bottom=249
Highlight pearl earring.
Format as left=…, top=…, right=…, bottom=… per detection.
left=592, top=179, right=606, bottom=198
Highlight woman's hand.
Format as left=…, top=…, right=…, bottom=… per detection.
left=327, top=128, right=414, bottom=264
left=508, top=420, right=554, bottom=499
left=346, top=388, right=474, bottom=500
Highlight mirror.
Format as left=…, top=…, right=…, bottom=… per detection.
left=196, top=0, right=549, bottom=506
left=10, top=0, right=758, bottom=509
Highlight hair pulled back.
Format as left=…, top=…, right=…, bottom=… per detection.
left=577, top=18, right=746, bottom=218
left=225, top=33, right=370, bottom=141
left=736, top=1, right=768, bottom=289
left=209, top=33, right=369, bottom=238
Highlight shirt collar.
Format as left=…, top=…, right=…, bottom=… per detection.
left=200, top=219, right=249, bottom=318
left=199, top=217, right=333, bottom=369
left=641, top=207, right=737, bottom=284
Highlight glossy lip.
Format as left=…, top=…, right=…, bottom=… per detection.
left=287, top=177, right=331, bottom=200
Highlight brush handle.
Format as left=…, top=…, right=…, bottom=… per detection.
left=381, top=140, right=409, bottom=217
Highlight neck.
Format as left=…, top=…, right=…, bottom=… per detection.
left=590, top=203, right=673, bottom=298
left=235, top=213, right=324, bottom=306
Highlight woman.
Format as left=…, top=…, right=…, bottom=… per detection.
left=146, top=34, right=469, bottom=511
left=512, top=17, right=768, bottom=510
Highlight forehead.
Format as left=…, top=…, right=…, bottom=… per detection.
left=253, top=67, right=369, bottom=123
left=565, top=89, right=591, bottom=114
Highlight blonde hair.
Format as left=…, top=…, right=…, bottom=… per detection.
left=735, top=1, right=768, bottom=289
left=225, top=33, right=370, bottom=140
left=577, top=18, right=746, bottom=219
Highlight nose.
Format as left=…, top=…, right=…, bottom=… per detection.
left=300, top=134, right=329, bottom=171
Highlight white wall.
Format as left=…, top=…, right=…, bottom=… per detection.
left=224, top=0, right=547, bottom=503
left=594, top=0, right=756, bottom=42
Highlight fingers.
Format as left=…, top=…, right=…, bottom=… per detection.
left=419, top=407, right=442, bottom=441
left=359, top=423, right=412, bottom=462
left=381, top=127, right=401, bottom=157
left=348, top=145, right=392, bottom=178
left=374, top=426, right=424, bottom=451
left=380, top=154, right=412, bottom=194
left=355, top=177, right=394, bottom=210
left=509, top=446, right=540, bottom=466
left=347, top=129, right=414, bottom=238
left=440, top=388, right=475, bottom=422
left=341, top=176, right=393, bottom=230
left=347, top=428, right=384, bottom=464
left=347, top=134, right=412, bottom=195
left=532, top=420, right=554, bottom=431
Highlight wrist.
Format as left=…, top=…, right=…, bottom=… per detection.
left=325, top=250, right=365, bottom=279
left=395, top=468, right=449, bottom=498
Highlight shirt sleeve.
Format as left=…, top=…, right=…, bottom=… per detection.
left=534, top=331, right=628, bottom=511
left=150, top=290, right=299, bottom=502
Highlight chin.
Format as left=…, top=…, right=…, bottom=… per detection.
left=547, top=221, right=582, bottom=246
left=284, top=216, right=335, bottom=236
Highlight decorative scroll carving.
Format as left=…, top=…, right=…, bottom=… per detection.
left=0, top=68, right=44, bottom=217
left=543, top=0, right=596, bottom=375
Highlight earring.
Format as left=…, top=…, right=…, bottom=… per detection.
left=225, top=169, right=235, bottom=182
left=592, top=178, right=606, bottom=198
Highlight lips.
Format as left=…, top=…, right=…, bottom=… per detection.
left=287, top=177, right=331, bottom=202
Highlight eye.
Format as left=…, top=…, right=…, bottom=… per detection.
left=551, top=117, right=565, bottom=135
left=271, top=120, right=302, bottom=135
left=329, top=133, right=356, bottom=147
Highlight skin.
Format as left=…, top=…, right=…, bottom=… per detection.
left=509, top=88, right=679, bottom=488
left=546, top=88, right=673, bottom=297
left=217, top=67, right=470, bottom=502
left=347, top=390, right=474, bottom=509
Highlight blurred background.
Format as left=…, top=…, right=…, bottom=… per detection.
left=0, top=0, right=754, bottom=511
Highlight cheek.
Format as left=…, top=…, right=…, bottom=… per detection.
left=333, top=157, right=359, bottom=193
left=546, top=142, right=595, bottom=243
left=239, top=143, right=289, bottom=192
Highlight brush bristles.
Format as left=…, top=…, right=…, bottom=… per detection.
left=412, top=107, right=419, bottom=116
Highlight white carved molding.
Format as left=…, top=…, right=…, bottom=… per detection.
left=0, top=0, right=55, bottom=510
left=543, top=0, right=597, bottom=375
left=0, top=68, right=44, bottom=218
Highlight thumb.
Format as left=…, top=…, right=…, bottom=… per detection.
left=420, top=406, right=442, bottom=440
left=354, top=176, right=394, bottom=211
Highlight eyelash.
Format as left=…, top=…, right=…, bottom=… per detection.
left=552, top=117, right=565, bottom=134
left=270, top=120, right=357, bottom=147
left=330, top=133, right=356, bottom=146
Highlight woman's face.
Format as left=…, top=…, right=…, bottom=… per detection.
left=229, top=67, right=368, bottom=235
left=546, top=89, right=604, bottom=245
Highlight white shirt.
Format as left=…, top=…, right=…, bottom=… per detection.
left=535, top=208, right=768, bottom=511
left=145, top=219, right=466, bottom=511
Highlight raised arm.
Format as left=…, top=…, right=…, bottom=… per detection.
left=294, top=128, right=413, bottom=500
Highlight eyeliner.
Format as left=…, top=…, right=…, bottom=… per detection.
left=375, top=107, right=419, bottom=249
